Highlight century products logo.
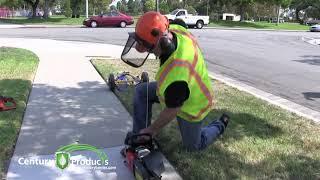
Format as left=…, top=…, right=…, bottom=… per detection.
left=55, top=143, right=109, bottom=170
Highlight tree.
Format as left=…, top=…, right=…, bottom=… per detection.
left=117, top=0, right=128, bottom=12
left=90, top=0, right=110, bottom=15
left=24, top=0, right=40, bottom=17
left=271, top=0, right=291, bottom=25
left=110, top=5, right=117, bottom=11
left=133, top=0, right=143, bottom=14
left=70, top=0, right=82, bottom=18
left=127, top=0, right=134, bottom=13
left=251, top=2, right=278, bottom=21
left=0, top=0, right=23, bottom=8
left=63, top=0, right=71, bottom=17
left=144, top=0, right=155, bottom=12
left=166, top=0, right=181, bottom=11
left=43, top=0, right=56, bottom=18
left=159, top=0, right=170, bottom=14
left=194, top=0, right=208, bottom=15
left=116, top=1, right=120, bottom=10
left=290, top=0, right=319, bottom=23
left=231, top=0, right=255, bottom=21
left=185, top=5, right=197, bottom=15
left=127, top=0, right=142, bottom=15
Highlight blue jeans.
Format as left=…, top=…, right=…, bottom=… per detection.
left=133, top=82, right=226, bottom=151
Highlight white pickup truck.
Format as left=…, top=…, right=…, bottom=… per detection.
left=165, top=9, right=209, bottom=29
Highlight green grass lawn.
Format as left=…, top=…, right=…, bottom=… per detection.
left=0, top=15, right=85, bottom=25
left=92, top=58, right=320, bottom=179
left=0, top=47, right=39, bottom=178
left=209, top=20, right=310, bottom=31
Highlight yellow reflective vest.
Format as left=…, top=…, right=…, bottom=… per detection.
left=155, top=24, right=214, bottom=122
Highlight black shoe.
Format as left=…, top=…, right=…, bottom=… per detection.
left=218, top=113, right=230, bottom=135
left=219, top=113, right=230, bottom=128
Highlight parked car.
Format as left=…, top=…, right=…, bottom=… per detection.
left=83, top=11, right=134, bottom=28
left=305, top=19, right=320, bottom=26
left=310, top=24, right=320, bottom=32
left=165, top=9, right=209, bottom=29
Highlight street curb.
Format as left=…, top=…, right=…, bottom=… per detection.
left=209, top=72, right=320, bottom=124
left=20, top=25, right=83, bottom=28
left=0, top=24, right=136, bottom=29
left=0, top=24, right=84, bottom=28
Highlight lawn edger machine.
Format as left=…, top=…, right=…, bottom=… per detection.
left=0, top=96, right=16, bottom=112
left=123, top=132, right=165, bottom=180
left=107, top=72, right=149, bottom=92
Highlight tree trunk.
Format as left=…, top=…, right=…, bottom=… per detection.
left=32, top=4, right=37, bottom=18
left=277, top=5, right=281, bottom=26
left=28, top=0, right=40, bottom=18
left=295, top=8, right=303, bottom=24
left=240, top=4, right=244, bottom=21
left=43, top=0, right=49, bottom=19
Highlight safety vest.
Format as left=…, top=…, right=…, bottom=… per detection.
left=155, top=24, right=214, bottom=122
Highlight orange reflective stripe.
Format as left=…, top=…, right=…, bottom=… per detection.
left=170, top=29, right=199, bottom=67
left=157, top=60, right=191, bottom=90
left=179, top=103, right=212, bottom=120
left=158, top=59, right=213, bottom=119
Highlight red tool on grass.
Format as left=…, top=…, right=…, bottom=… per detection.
left=0, top=96, right=17, bottom=111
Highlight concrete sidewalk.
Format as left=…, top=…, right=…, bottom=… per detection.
left=0, top=38, right=181, bottom=180
left=0, top=24, right=25, bottom=28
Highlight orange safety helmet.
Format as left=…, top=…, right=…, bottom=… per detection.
left=135, top=11, right=169, bottom=48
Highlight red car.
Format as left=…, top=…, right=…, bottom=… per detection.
left=83, top=11, right=134, bottom=28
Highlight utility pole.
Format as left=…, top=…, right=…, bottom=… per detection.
left=277, top=5, right=281, bottom=26
left=86, top=0, right=88, bottom=18
left=156, top=0, right=159, bottom=12
left=207, top=0, right=209, bottom=16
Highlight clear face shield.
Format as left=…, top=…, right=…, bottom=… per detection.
left=121, top=33, right=154, bottom=68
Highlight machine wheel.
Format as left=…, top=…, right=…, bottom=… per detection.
left=196, top=20, right=204, bottom=29
left=141, top=72, right=149, bottom=83
left=108, top=73, right=116, bottom=92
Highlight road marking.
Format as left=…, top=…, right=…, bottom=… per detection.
left=302, top=37, right=320, bottom=46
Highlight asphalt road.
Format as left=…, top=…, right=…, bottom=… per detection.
left=0, top=27, right=319, bottom=112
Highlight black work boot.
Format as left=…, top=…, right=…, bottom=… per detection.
left=220, top=113, right=230, bottom=127
left=218, top=113, right=230, bottom=134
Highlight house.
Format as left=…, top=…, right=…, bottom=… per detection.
left=219, top=13, right=241, bottom=21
